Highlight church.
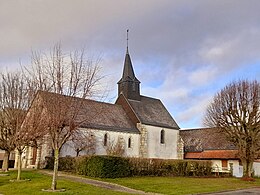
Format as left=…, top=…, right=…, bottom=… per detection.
left=21, top=46, right=182, bottom=168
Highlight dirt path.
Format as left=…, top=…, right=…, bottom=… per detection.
left=39, top=170, right=161, bottom=195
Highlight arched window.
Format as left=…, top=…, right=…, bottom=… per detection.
left=160, top=130, right=165, bottom=144
left=104, top=133, right=108, bottom=146
left=128, top=137, right=132, bottom=148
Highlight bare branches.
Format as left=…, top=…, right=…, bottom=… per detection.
left=0, top=72, right=36, bottom=174
left=23, top=43, right=103, bottom=99
left=105, top=136, right=125, bottom=157
left=22, top=43, right=105, bottom=190
left=204, top=80, right=260, bottom=177
left=70, top=130, right=95, bottom=156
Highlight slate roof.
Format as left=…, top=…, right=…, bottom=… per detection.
left=118, top=50, right=140, bottom=84
left=127, top=96, right=180, bottom=129
left=37, top=91, right=139, bottom=134
left=180, top=128, right=236, bottom=152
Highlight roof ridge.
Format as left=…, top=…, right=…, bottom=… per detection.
left=38, top=90, right=122, bottom=107
left=180, top=127, right=218, bottom=131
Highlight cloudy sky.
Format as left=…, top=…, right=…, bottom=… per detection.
left=1, top=0, right=260, bottom=129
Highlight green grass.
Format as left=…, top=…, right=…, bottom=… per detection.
left=103, top=176, right=260, bottom=195
left=1, top=170, right=260, bottom=195
left=0, top=170, right=129, bottom=195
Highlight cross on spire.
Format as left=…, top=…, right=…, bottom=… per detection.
left=126, top=29, right=129, bottom=54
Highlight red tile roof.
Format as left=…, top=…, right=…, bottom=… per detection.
left=185, top=150, right=239, bottom=159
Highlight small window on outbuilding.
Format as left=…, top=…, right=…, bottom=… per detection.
left=128, top=137, right=132, bottom=148
left=104, top=133, right=108, bottom=146
left=160, top=130, right=165, bottom=144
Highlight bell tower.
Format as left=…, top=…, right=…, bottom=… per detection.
left=117, top=30, right=141, bottom=101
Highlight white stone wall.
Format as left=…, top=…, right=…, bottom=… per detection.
left=60, top=128, right=140, bottom=157
left=253, top=162, right=260, bottom=177
left=228, top=160, right=239, bottom=170
left=211, top=160, right=222, bottom=171
left=211, top=159, right=239, bottom=174
left=144, top=124, right=179, bottom=159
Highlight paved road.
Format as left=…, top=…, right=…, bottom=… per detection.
left=207, top=188, right=260, bottom=195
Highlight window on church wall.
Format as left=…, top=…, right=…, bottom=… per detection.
left=160, top=130, right=165, bottom=144
left=128, top=137, right=132, bottom=148
left=104, top=133, right=108, bottom=146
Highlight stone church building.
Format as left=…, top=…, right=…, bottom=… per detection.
left=21, top=47, right=182, bottom=168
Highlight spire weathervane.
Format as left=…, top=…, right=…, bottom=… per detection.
left=126, top=29, right=129, bottom=54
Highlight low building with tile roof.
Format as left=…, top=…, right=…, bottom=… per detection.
left=180, top=128, right=241, bottom=175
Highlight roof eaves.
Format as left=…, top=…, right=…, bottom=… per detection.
left=142, top=121, right=180, bottom=130
left=80, top=124, right=140, bottom=134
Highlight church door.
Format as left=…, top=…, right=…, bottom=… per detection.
left=32, top=147, right=37, bottom=165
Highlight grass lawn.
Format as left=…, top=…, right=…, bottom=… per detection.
left=0, top=170, right=129, bottom=195
left=1, top=170, right=260, bottom=195
left=104, top=176, right=260, bottom=195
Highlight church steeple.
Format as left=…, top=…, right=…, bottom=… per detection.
left=118, top=30, right=141, bottom=101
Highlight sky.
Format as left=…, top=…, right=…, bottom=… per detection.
left=0, top=0, right=260, bottom=129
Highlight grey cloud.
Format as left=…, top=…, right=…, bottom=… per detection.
left=1, top=0, right=260, bottom=128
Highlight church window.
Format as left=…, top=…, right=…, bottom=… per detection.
left=160, top=130, right=165, bottom=144
left=128, top=137, right=132, bottom=148
left=104, top=133, right=108, bottom=146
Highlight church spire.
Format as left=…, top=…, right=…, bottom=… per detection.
left=122, top=48, right=136, bottom=80
left=117, top=30, right=141, bottom=101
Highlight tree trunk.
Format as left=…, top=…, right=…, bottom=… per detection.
left=243, top=160, right=253, bottom=178
left=2, top=150, right=10, bottom=172
left=17, top=151, right=22, bottom=180
left=247, top=161, right=253, bottom=177
left=51, top=148, right=59, bottom=190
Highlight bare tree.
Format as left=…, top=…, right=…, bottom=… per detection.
left=70, top=130, right=95, bottom=157
left=0, top=73, right=28, bottom=173
left=0, top=110, right=16, bottom=172
left=0, top=72, right=38, bottom=180
left=204, top=80, right=260, bottom=178
left=23, top=43, right=104, bottom=191
left=105, top=136, right=125, bottom=156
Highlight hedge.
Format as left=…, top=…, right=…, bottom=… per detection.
left=45, top=156, right=76, bottom=171
left=85, top=156, right=130, bottom=178
left=128, top=158, right=212, bottom=176
left=45, top=155, right=212, bottom=178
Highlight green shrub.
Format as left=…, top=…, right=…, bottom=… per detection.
left=86, top=156, right=130, bottom=178
left=45, top=155, right=213, bottom=178
left=128, top=158, right=212, bottom=177
left=44, top=156, right=54, bottom=170
left=75, top=156, right=90, bottom=175
left=128, top=158, right=166, bottom=176
left=44, top=156, right=76, bottom=171
left=59, top=156, right=76, bottom=171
